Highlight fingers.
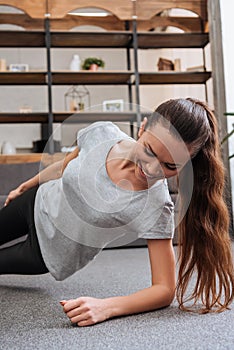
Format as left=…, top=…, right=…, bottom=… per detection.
left=4, top=191, right=15, bottom=206
left=76, top=319, right=93, bottom=327
left=4, top=196, right=11, bottom=206
left=61, top=298, right=82, bottom=312
left=66, top=305, right=88, bottom=318
left=69, top=310, right=90, bottom=324
left=60, top=298, right=96, bottom=327
left=67, top=307, right=97, bottom=327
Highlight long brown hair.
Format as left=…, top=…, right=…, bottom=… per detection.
left=149, top=98, right=234, bottom=313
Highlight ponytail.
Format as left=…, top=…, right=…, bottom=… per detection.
left=176, top=103, right=234, bottom=313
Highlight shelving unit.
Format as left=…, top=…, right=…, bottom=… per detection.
left=0, top=28, right=212, bottom=146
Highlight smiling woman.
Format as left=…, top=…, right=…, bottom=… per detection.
left=105, top=119, right=191, bottom=192
left=0, top=97, right=233, bottom=327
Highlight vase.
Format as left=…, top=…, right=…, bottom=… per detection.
left=69, top=54, right=81, bottom=71
left=1, top=141, right=16, bottom=154
left=89, top=64, right=98, bottom=71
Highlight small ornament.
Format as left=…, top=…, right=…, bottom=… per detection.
left=64, top=85, right=90, bottom=112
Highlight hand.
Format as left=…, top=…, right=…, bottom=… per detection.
left=60, top=297, right=112, bottom=327
left=4, top=185, right=25, bottom=206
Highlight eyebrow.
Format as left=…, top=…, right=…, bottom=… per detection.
left=147, top=143, right=181, bottom=167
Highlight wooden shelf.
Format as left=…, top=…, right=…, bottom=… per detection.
left=0, top=71, right=211, bottom=86
left=138, top=71, right=212, bottom=84
left=137, top=33, right=209, bottom=49
left=0, top=112, right=138, bottom=124
left=0, top=71, right=133, bottom=85
left=0, top=113, right=48, bottom=123
left=51, top=31, right=132, bottom=48
left=51, top=71, right=133, bottom=85
left=0, top=31, right=45, bottom=47
left=0, top=31, right=132, bottom=49
left=0, top=31, right=209, bottom=49
left=53, top=112, right=137, bottom=123
left=0, top=72, right=47, bottom=85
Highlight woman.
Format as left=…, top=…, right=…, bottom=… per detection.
left=0, top=98, right=233, bottom=327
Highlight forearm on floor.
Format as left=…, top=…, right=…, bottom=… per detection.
left=105, top=284, right=175, bottom=319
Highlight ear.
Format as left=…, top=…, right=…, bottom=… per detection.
left=138, top=117, right=148, bottom=138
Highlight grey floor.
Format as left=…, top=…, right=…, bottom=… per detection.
left=1, top=246, right=234, bottom=350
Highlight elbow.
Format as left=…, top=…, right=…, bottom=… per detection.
left=166, top=283, right=176, bottom=304
left=166, top=290, right=175, bottom=306
left=159, top=285, right=176, bottom=307
left=55, top=160, right=64, bottom=178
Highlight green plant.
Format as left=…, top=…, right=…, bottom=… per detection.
left=82, top=57, right=105, bottom=70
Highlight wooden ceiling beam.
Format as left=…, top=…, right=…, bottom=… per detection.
left=0, top=13, right=204, bottom=33
left=0, top=14, right=44, bottom=29
left=48, top=0, right=133, bottom=20
left=0, top=1, right=207, bottom=21
left=0, top=13, right=125, bottom=31
left=0, top=0, right=45, bottom=18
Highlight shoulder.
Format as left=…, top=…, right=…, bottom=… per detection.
left=77, top=122, right=129, bottom=149
left=78, top=121, right=118, bottom=140
left=78, top=121, right=118, bottom=136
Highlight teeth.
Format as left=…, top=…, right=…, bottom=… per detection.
left=138, top=162, right=155, bottom=179
left=141, top=166, right=154, bottom=179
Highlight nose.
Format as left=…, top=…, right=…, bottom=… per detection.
left=145, top=159, right=163, bottom=177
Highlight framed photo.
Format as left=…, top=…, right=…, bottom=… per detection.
left=9, top=64, right=29, bottom=72
left=103, top=99, right=124, bottom=112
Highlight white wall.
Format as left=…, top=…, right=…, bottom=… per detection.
left=220, top=1, right=234, bottom=111
left=220, top=0, right=234, bottom=212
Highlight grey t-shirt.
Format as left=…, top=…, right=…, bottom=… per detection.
left=34, top=122, right=174, bottom=281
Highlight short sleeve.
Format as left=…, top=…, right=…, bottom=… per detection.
left=77, top=121, right=118, bottom=150
left=139, top=200, right=175, bottom=240
left=77, top=122, right=100, bottom=149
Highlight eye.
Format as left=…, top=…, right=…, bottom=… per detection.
left=144, top=147, right=155, bottom=157
left=164, top=163, right=177, bottom=171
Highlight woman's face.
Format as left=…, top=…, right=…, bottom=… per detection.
left=132, top=122, right=192, bottom=188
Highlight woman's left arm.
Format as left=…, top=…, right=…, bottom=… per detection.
left=61, top=239, right=176, bottom=326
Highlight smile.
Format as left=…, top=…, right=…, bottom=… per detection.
left=138, top=162, right=157, bottom=179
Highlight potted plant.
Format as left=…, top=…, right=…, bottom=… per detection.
left=82, top=57, right=105, bottom=71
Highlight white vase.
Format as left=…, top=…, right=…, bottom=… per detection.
left=69, top=54, right=81, bottom=71
left=1, top=141, right=16, bottom=154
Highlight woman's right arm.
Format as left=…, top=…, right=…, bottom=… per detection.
left=4, top=147, right=79, bottom=206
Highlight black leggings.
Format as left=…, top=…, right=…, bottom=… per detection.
left=0, top=186, right=48, bottom=275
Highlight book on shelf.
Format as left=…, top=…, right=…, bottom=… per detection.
left=186, top=65, right=205, bottom=72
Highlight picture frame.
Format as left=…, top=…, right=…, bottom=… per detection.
left=103, top=99, right=124, bottom=112
left=9, top=64, right=29, bottom=72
